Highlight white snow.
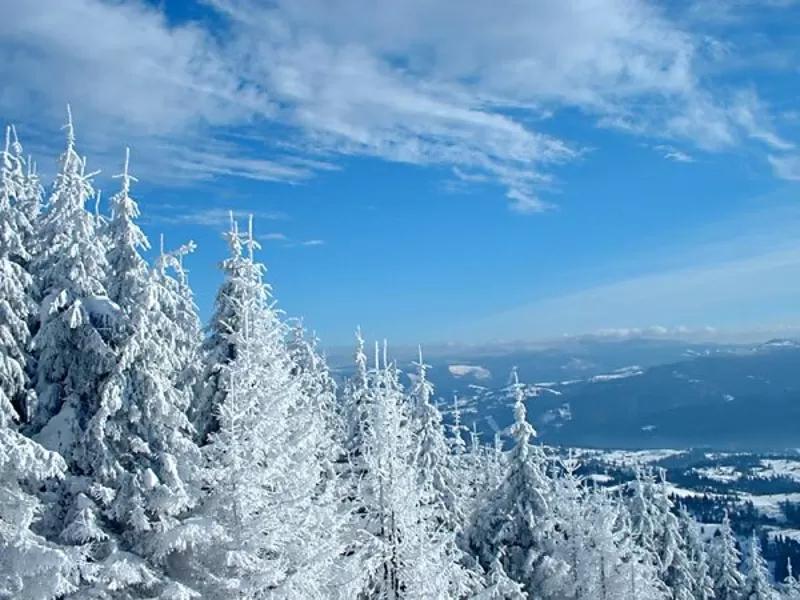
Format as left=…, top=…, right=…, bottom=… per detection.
left=448, top=364, right=491, bottom=380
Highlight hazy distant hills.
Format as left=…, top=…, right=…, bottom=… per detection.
left=333, top=337, right=800, bottom=452
left=535, top=339, right=800, bottom=451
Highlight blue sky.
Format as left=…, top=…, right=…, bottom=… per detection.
left=2, top=0, right=800, bottom=347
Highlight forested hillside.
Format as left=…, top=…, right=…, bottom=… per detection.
left=1, top=112, right=795, bottom=598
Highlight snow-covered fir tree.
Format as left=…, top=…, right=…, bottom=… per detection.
left=190, top=213, right=268, bottom=445
left=27, top=107, right=115, bottom=440
left=64, top=149, right=202, bottom=597
left=0, top=420, right=84, bottom=599
left=678, top=505, right=714, bottom=600
left=0, top=126, right=38, bottom=425
left=409, top=349, right=463, bottom=531
left=152, top=236, right=203, bottom=398
left=356, top=343, right=481, bottom=599
left=466, top=370, right=569, bottom=598
left=743, top=532, right=778, bottom=600
left=782, top=559, right=800, bottom=600
left=709, top=510, right=746, bottom=600
left=342, top=327, right=371, bottom=461
left=170, top=216, right=355, bottom=599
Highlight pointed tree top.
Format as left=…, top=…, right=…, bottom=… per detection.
left=225, top=211, right=243, bottom=258
left=63, top=103, right=76, bottom=151
left=112, top=147, right=139, bottom=195
left=9, top=124, right=21, bottom=156
left=242, top=213, right=261, bottom=261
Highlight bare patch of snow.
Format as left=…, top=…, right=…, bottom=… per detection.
left=448, top=364, right=491, bottom=380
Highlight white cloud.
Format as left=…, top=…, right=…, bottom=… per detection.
left=145, top=207, right=286, bottom=228
left=259, top=232, right=289, bottom=241
left=0, top=0, right=797, bottom=209
left=653, top=144, right=695, bottom=162
left=768, top=154, right=800, bottom=181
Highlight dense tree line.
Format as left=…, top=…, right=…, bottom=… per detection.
left=1, top=112, right=795, bottom=598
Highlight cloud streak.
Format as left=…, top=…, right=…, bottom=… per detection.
left=454, top=196, right=800, bottom=341
left=0, top=0, right=798, bottom=209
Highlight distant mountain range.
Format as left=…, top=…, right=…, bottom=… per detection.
left=333, top=337, right=800, bottom=452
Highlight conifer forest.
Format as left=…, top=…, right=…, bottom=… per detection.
left=2, top=112, right=798, bottom=599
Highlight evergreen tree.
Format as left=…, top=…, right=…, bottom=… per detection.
left=409, top=348, right=462, bottom=530
left=342, top=327, right=371, bottom=461
left=709, top=511, right=746, bottom=600
left=28, top=106, right=114, bottom=440
left=0, top=423, right=83, bottom=599
left=67, top=149, right=203, bottom=596
left=172, top=216, right=352, bottom=599
left=152, top=236, right=203, bottom=398
left=650, top=474, right=695, bottom=600
left=466, top=370, right=568, bottom=598
left=782, top=559, right=800, bottom=599
left=679, top=506, right=714, bottom=600
left=473, top=549, right=527, bottom=600
left=357, top=343, right=476, bottom=599
left=0, top=126, right=37, bottom=424
left=191, top=213, right=268, bottom=444
left=743, top=532, right=778, bottom=600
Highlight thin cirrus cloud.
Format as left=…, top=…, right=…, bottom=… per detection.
left=260, top=233, right=325, bottom=248
left=0, top=0, right=798, bottom=210
left=448, top=197, right=800, bottom=342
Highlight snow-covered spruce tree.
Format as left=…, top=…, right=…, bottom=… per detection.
left=742, top=531, right=778, bottom=600
left=287, top=319, right=345, bottom=469
left=18, top=148, right=45, bottom=259
left=191, top=213, right=266, bottom=445
left=448, top=394, right=469, bottom=458
left=550, top=461, right=662, bottom=600
left=342, top=327, right=371, bottom=461
left=472, top=548, right=527, bottom=600
left=678, top=506, right=714, bottom=600
left=550, top=455, right=593, bottom=599
left=466, top=370, right=568, bottom=598
left=0, top=418, right=84, bottom=599
left=409, top=348, right=463, bottom=531
left=169, top=216, right=352, bottom=599
left=28, top=107, right=115, bottom=440
left=614, top=499, right=669, bottom=600
left=709, top=510, right=746, bottom=600
left=1, top=126, right=39, bottom=265
left=650, top=473, right=695, bottom=600
left=57, top=149, right=202, bottom=597
left=153, top=236, right=203, bottom=397
left=356, top=343, right=480, bottom=599
left=627, top=468, right=662, bottom=562
left=0, top=126, right=38, bottom=425
left=782, top=559, right=800, bottom=599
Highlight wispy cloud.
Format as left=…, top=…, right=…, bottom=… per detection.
left=259, top=232, right=324, bottom=248
left=452, top=195, right=800, bottom=341
left=1, top=0, right=798, bottom=209
left=145, top=207, right=287, bottom=228
left=286, top=239, right=325, bottom=248
left=768, top=154, right=800, bottom=181
left=653, top=144, right=695, bottom=163
left=259, top=232, right=289, bottom=241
